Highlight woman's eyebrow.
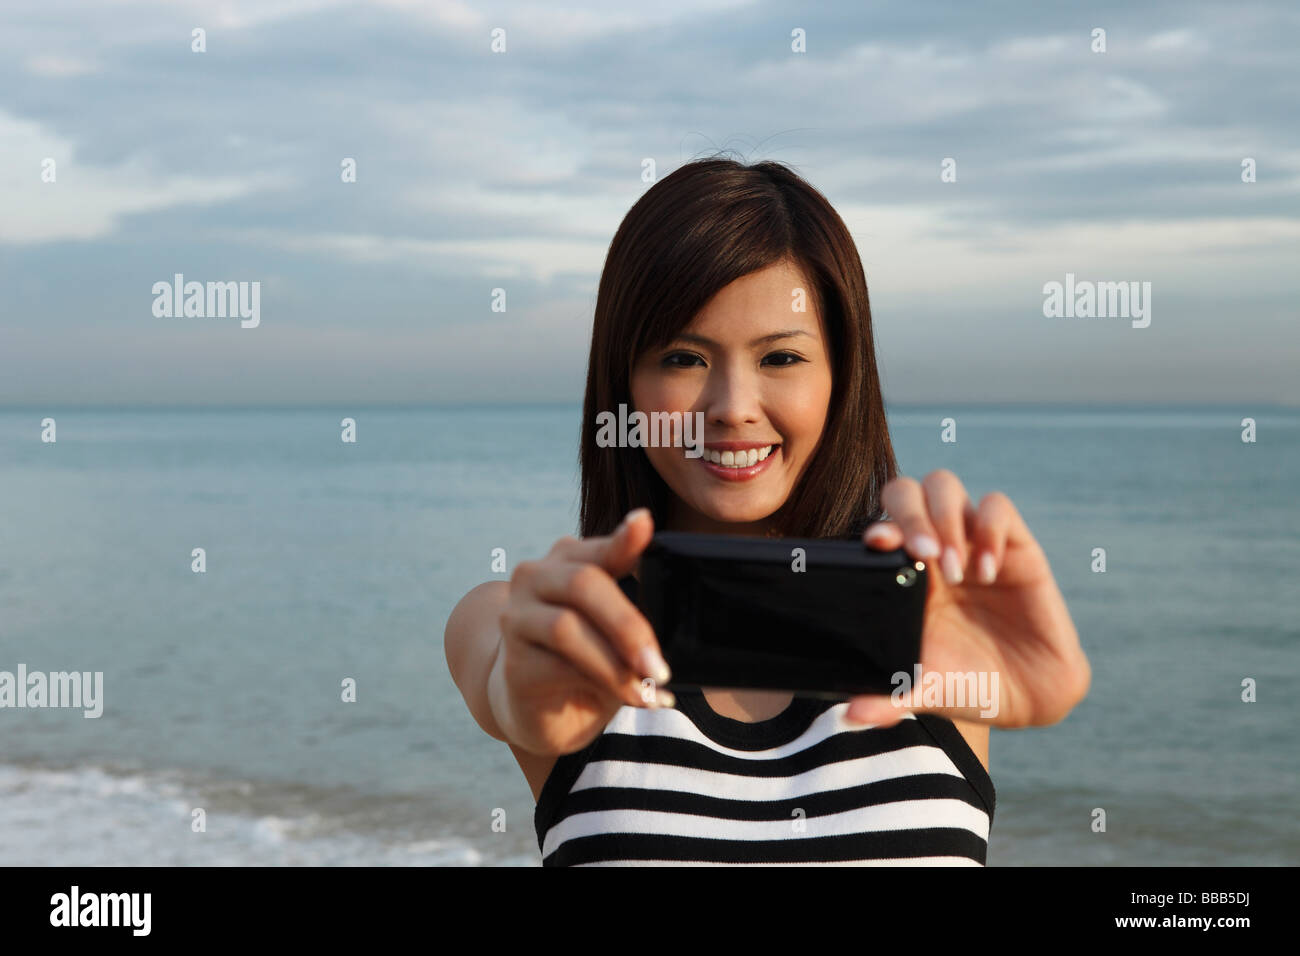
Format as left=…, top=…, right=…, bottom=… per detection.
left=672, top=330, right=814, bottom=347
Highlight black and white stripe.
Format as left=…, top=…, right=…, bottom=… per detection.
left=535, top=691, right=995, bottom=867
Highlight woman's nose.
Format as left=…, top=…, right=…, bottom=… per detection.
left=701, top=369, right=762, bottom=426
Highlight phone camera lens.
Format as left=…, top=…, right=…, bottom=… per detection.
left=895, top=566, right=918, bottom=587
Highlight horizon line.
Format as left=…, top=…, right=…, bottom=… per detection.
left=1, top=400, right=1296, bottom=412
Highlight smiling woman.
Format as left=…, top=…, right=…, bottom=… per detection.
left=444, top=157, right=1088, bottom=867
left=628, top=259, right=833, bottom=532
left=580, top=160, right=894, bottom=540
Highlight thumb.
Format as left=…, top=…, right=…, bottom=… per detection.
left=599, top=507, right=654, bottom=578
left=847, top=678, right=1003, bottom=726
left=844, top=690, right=916, bottom=727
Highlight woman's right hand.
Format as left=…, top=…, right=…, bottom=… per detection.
left=490, top=508, right=673, bottom=757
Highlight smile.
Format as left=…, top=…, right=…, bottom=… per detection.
left=695, top=443, right=781, bottom=481
left=703, top=444, right=773, bottom=467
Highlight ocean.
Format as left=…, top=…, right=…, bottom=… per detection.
left=0, top=404, right=1296, bottom=865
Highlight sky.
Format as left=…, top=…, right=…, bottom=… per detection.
left=1, top=0, right=1297, bottom=406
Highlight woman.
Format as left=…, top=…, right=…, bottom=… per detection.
left=444, top=158, right=1090, bottom=865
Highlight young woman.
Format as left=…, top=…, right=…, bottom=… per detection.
left=445, top=158, right=1090, bottom=866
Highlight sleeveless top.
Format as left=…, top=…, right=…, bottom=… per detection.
left=533, top=575, right=995, bottom=866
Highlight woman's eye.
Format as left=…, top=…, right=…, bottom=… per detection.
left=660, top=350, right=805, bottom=368
left=662, top=351, right=703, bottom=368
left=763, top=351, right=805, bottom=367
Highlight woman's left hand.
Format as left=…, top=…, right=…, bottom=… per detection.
left=847, top=470, right=1090, bottom=729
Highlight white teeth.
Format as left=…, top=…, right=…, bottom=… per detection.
left=704, top=445, right=774, bottom=467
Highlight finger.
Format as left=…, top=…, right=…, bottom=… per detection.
left=845, top=688, right=998, bottom=726
left=921, top=469, right=973, bottom=586
left=505, top=602, right=665, bottom=709
left=970, top=491, right=1015, bottom=585
left=604, top=507, right=656, bottom=579
left=861, top=519, right=903, bottom=550
left=551, top=508, right=655, bottom=579
left=523, top=557, right=670, bottom=683
left=879, top=477, right=941, bottom=562
left=844, top=693, right=912, bottom=727
left=522, top=632, right=668, bottom=714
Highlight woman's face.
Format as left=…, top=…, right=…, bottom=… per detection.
left=629, top=259, right=833, bottom=535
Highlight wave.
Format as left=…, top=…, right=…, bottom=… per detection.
left=0, top=761, right=538, bottom=866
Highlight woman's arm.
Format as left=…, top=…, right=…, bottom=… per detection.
left=443, top=511, right=673, bottom=758
left=851, top=470, right=1091, bottom=729
left=444, top=581, right=512, bottom=742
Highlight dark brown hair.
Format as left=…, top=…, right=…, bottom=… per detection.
left=578, top=157, right=897, bottom=540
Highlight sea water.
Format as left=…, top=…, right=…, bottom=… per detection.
left=0, top=404, right=1296, bottom=865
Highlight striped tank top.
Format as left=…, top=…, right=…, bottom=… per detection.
left=533, top=575, right=996, bottom=866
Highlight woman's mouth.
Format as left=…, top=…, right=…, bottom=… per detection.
left=696, top=443, right=781, bottom=481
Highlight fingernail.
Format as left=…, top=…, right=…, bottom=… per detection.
left=623, top=507, right=649, bottom=529
left=941, top=546, right=964, bottom=585
left=636, top=679, right=657, bottom=706
left=863, top=523, right=891, bottom=543
left=845, top=701, right=878, bottom=725
left=910, top=534, right=941, bottom=559
left=978, top=552, right=997, bottom=584
left=655, top=689, right=676, bottom=709
left=637, top=647, right=671, bottom=684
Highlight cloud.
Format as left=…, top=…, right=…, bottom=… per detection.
left=0, top=0, right=1297, bottom=404
left=371, top=0, right=758, bottom=43
left=132, top=0, right=353, bottom=31
left=0, top=110, right=283, bottom=242
left=214, top=227, right=608, bottom=283
left=24, top=54, right=99, bottom=77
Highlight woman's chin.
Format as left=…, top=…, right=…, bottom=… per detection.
left=686, top=497, right=779, bottom=530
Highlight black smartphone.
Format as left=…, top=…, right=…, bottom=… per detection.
left=636, top=531, right=928, bottom=700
